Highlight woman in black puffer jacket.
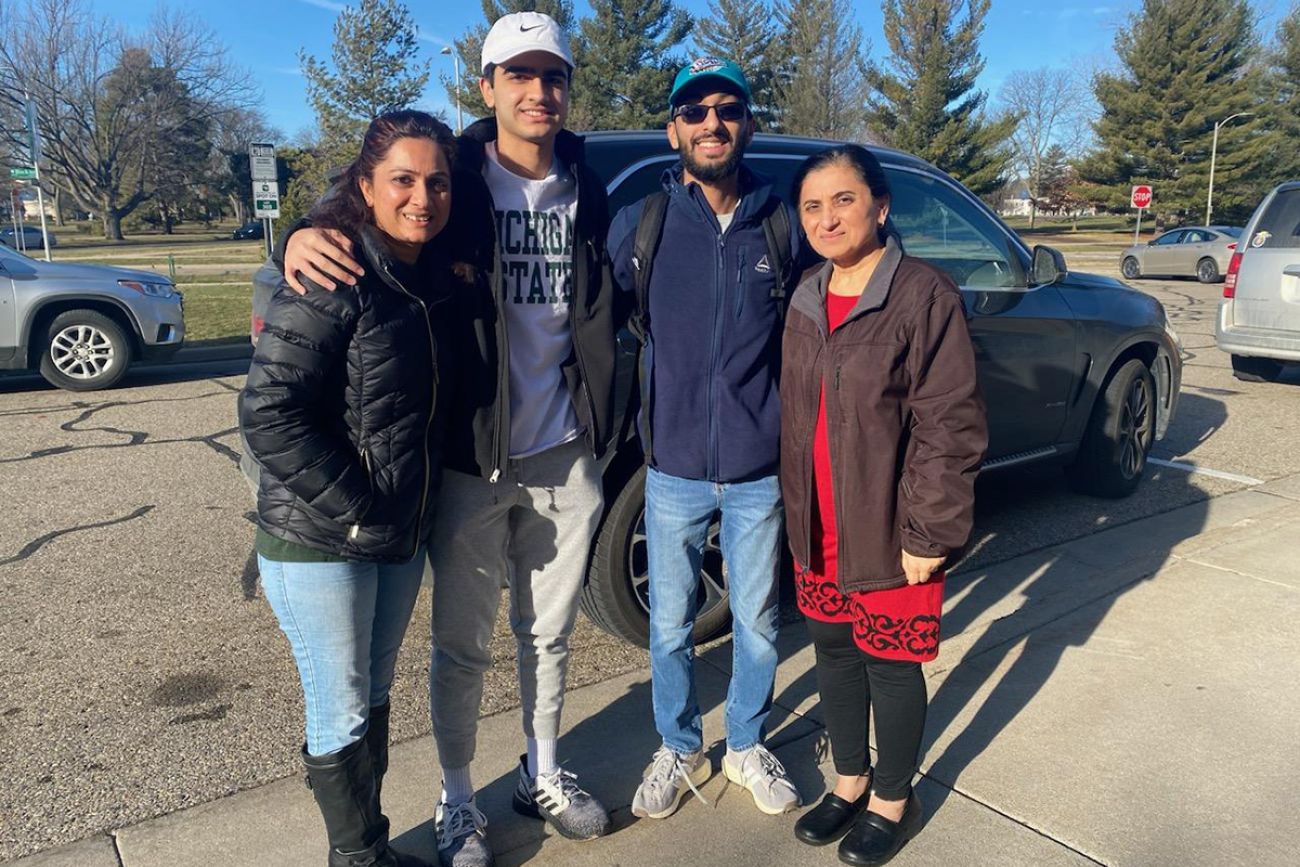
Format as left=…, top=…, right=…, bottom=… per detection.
left=239, top=110, right=456, bottom=867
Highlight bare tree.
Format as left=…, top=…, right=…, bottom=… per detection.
left=0, top=0, right=257, bottom=239
left=998, top=67, right=1092, bottom=227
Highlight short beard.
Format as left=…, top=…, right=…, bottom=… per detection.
left=678, top=134, right=747, bottom=183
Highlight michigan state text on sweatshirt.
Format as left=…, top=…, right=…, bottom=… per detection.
left=484, top=142, right=582, bottom=458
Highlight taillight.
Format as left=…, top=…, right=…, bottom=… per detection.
left=1224, top=251, right=1243, bottom=298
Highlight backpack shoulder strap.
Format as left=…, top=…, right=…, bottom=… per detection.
left=632, top=191, right=670, bottom=316
left=761, top=198, right=795, bottom=312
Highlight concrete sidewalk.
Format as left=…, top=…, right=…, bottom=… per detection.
left=16, top=475, right=1300, bottom=866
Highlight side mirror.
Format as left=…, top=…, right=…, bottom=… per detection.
left=1031, top=245, right=1067, bottom=286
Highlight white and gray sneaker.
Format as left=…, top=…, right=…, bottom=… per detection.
left=722, top=743, right=801, bottom=815
left=511, top=755, right=611, bottom=840
left=435, top=797, right=493, bottom=867
left=630, top=746, right=713, bottom=819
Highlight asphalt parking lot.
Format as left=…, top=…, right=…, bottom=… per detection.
left=2, top=262, right=1299, bottom=861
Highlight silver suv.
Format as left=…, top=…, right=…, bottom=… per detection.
left=1217, top=180, right=1300, bottom=381
left=0, top=244, right=185, bottom=390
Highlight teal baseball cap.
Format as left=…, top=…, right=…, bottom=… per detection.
left=669, top=57, right=752, bottom=106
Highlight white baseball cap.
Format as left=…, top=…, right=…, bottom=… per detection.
left=480, top=12, right=574, bottom=75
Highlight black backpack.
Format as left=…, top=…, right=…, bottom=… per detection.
left=628, top=190, right=795, bottom=339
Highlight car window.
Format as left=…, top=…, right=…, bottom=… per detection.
left=1217, top=226, right=1242, bottom=238
left=607, top=159, right=677, bottom=216
left=883, top=168, right=1023, bottom=288
left=1250, top=188, right=1300, bottom=249
left=1183, top=230, right=1209, bottom=243
left=1151, top=231, right=1183, bottom=246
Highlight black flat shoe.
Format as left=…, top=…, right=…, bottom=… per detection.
left=794, top=791, right=869, bottom=846
left=837, top=791, right=923, bottom=866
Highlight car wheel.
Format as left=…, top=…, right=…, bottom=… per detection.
left=1230, top=354, right=1284, bottom=383
left=1196, top=258, right=1220, bottom=283
left=37, top=309, right=134, bottom=391
left=1121, top=257, right=1141, bottom=279
left=1066, top=359, right=1156, bottom=499
left=581, top=464, right=732, bottom=648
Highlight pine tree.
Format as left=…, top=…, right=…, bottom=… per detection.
left=773, top=0, right=871, bottom=139
left=1263, top=3, right=1300, bottom=182
left=864, top=0, right=1014, bottom=196
left=694, top=0, right=781, bottom=130
left=1076, top=0, right=1265, bottom=223
left=283, top=0, right=430, bottom=225
left=573, top=0, right=693, bottom=130
left=444, top=1, right=578, bottom=125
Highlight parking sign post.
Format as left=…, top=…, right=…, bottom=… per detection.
left=1131, top=185, right=1153, bottom=244
left=249, top=142, right=279, bottom=258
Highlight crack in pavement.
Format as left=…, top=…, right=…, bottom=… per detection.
left=0, top=505, right=156, bottom=566
left=2, top=390, right=242, bottom=465
left=0, top=426, right=242, bottom=466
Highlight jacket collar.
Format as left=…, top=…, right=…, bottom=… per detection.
left=792, top=234, right=905, bottom=336
left=355, top=223, right=450, bottom=300
left=455, top=117, right=587, bottom=175
left=661, top=162, right=775, bottom=225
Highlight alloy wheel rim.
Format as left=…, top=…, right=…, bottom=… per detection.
left=628, top=511, right=728, bottom=620
left=50, top=325, right=115, bottom=379
left=1118, top=377, right=1153, bottom=479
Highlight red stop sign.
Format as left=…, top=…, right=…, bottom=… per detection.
left=1131, top=185, right=1153, bottom=209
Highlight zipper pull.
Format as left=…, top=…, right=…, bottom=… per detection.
left=348, top=523, right=361, bottom=540
left=489, top=468, right=501, bottom=483
left=835, top=367, right=841, bottom=391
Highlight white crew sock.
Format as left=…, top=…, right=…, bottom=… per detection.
left=527, top=737, right=558, bottom=778
left=440, top=765, right=474, bottom=806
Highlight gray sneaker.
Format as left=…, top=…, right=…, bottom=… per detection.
left=435, top=798, right=493, bottom=867
left=722, top=744, right=801, bottom=815
left=630, top=746, right=712, bottom=819
left=512, top=755, right=611, bottom=840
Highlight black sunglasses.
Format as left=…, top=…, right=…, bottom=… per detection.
left=672, top=102, right=748, bottom=124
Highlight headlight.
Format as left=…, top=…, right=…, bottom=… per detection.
left=119, top=279, right=176, bottom=299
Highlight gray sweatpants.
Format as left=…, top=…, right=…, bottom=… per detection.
left=428, top=437, right=604, bottom=769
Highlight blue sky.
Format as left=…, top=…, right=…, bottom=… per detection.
left=90, top=0, right=1290, bottom=143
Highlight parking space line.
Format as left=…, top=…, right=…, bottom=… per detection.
left=1148, top=457, right=1264, bottom=486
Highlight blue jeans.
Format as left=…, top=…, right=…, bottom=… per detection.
left=645, top=468, right=782, bottom=754
left=259, top=549, right=425, bottom=756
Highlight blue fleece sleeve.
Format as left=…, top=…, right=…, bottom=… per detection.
left=608, top=202, right=641, bottom=295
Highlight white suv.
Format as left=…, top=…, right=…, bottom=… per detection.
left=1217, top=180, right=1300, bottom=381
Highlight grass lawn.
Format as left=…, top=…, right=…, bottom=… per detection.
left=180, top=281, right=253, bottom=342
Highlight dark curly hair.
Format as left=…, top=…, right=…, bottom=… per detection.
left=309, top=110, right=457, bottom=235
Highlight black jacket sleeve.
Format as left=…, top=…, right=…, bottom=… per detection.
left=239, top=283, right=371, bottom=523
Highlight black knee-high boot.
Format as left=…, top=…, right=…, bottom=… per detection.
left=302, top=738, right=403, bottom=867
left=365, top=701, right=391, bottom=806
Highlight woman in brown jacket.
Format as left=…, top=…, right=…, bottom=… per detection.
left=782, top=145, right=988, bottom=865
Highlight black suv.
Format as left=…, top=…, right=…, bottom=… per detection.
left=253, top=131, right=1182, bottom=648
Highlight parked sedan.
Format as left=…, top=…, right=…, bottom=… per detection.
left=0, top=243, right=184, bottom=390
left=1120, top=225, right=1241, bottom=283
left=1216, top=180, right=1300, bottom=381
left=0, top=225, right=57, bottom=250
left=232, top=220, right=265, bottom=241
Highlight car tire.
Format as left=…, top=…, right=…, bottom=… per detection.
left=581, top=464, right=732, bottom=648
left=37, top=309, right=134, bottom=391
left=1066, top=358, right=1156, bottom=499
left=1121, top=257, right=1141, bottom=280
left=1196, top=258, right=1220, bottom=284
left=1230, top=354, right=1284, bottom=383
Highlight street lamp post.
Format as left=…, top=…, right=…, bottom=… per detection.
left=1206, top=112, right=1254, bottom=226
left=440, top=46, right=464, bottom=135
